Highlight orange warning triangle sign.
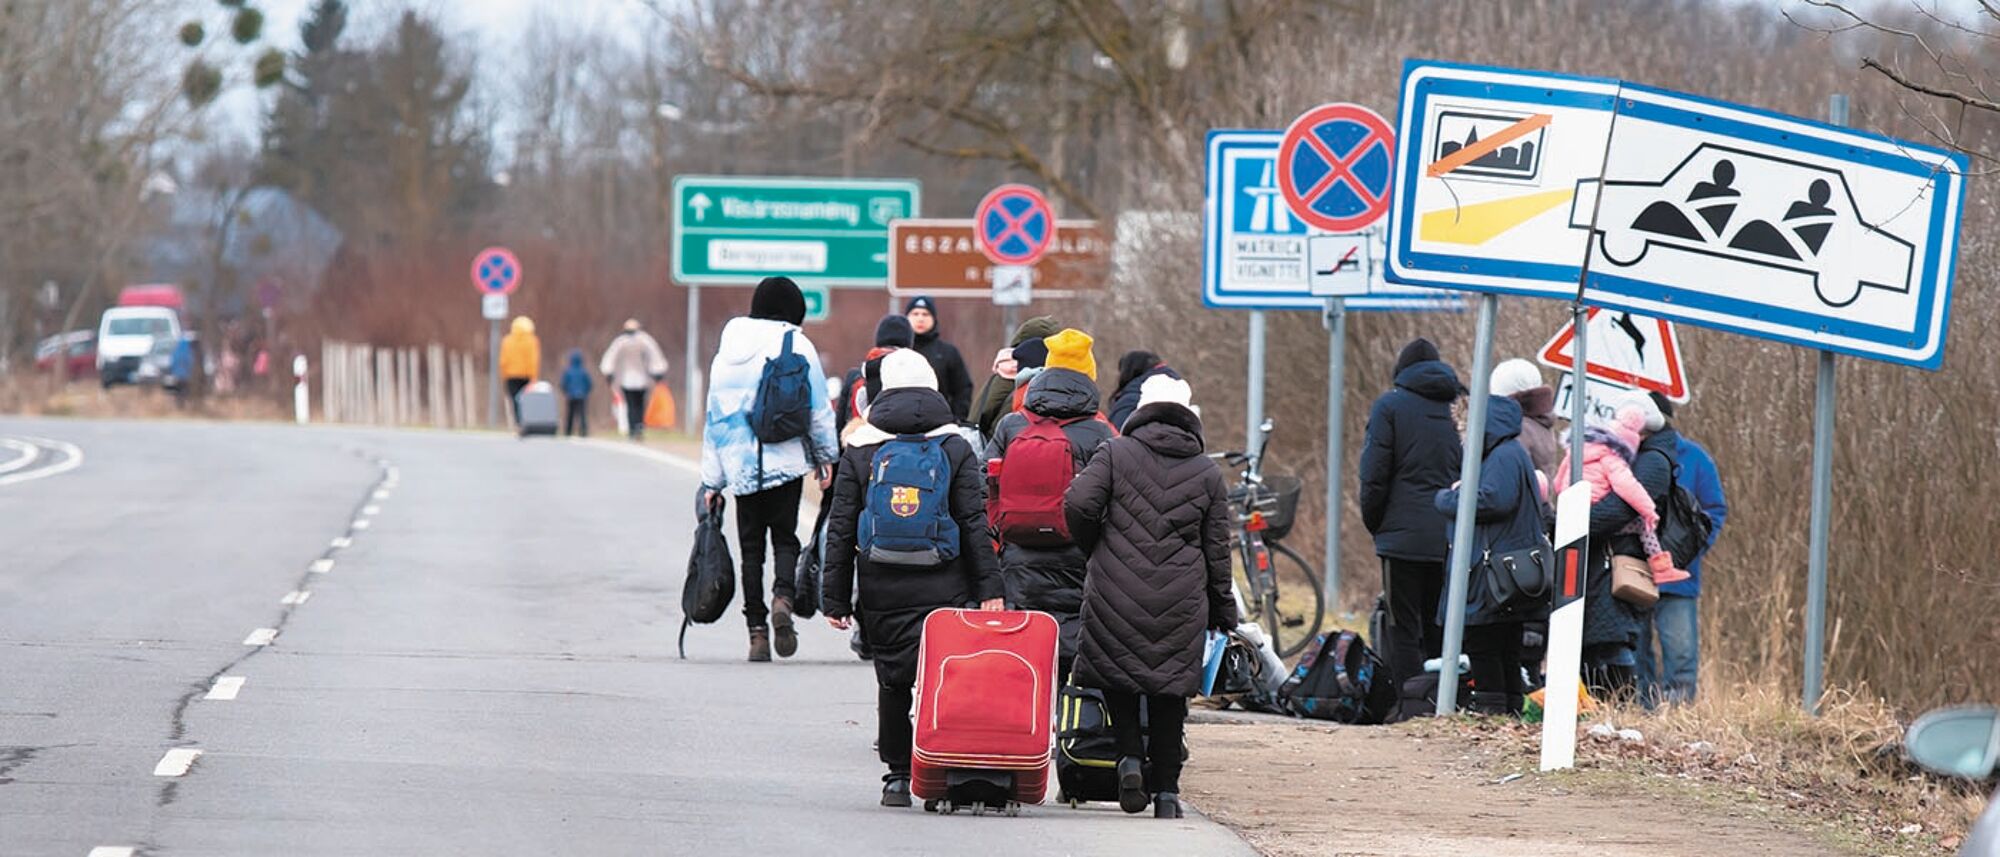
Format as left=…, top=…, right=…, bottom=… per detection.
left=1537, top=308, right=1689, bottom=402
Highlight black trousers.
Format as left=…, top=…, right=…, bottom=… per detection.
left=1463, top=621, right=1527, bottom=703
left=504, top=378, right=530, bottom=425
left=621, top=387, right=648, bottom=436
left=1381, top=557, right=1446, bottom=685
left=879, top=683, right=914, bottom=778
left=564, top=397, right=588, bottom=436
left=735, top=478, right=803, bottom=628
left=1102, top=690, right=1188, bottom=795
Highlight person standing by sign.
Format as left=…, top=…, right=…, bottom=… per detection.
left=1358, top=338, right=1465, bottom=689
left=904, top=296, right=975, bottom=422
left=1432, top=394, right=1546, bottom=717
left=972, top=315, right=1059, bottom=440
left=700, top=277, right=840, bottom=663
left=498, top=316, right=541, bottom=426
left=600, top=319, right=668, bottom=441
left=1581, top=393, right=1675, bottom=697
left=1637, top=392, right=1727, bottom=706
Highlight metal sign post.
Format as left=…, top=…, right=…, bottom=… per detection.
left=1246, top=311, right=1266, bottom=447
left=1322, top=299, right=1347, bottom=604
left=685, top=283, right=702, bottom=437
left=1803, top=94, right=1849, bottom=714
left=471, top=247, right=521, bottom=429
left=1437, top=293, right=1499, bottom=715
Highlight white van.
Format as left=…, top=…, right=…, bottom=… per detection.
left=96, top=306, right=181, bottom=386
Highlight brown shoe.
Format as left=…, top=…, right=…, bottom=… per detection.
left=748, top=627, right=772, bottom=662
left=771, top=598, right=798, bottom=658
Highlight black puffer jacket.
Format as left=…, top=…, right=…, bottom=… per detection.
left=1063, top=403, right=1240, bottom=696
left=821, top=386, right=1004, bottom=688
left=914, top=325, right=975, bottom=423
left=1107, top=363, right=1181, bottom=432
left=1433, top=397, right=1548, bottom=627
left=1358, top=355, right=1465, bottom=561
left=984, top=368, right=1117, bottom=664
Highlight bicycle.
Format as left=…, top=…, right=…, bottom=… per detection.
left=1214, top=418, right=1325, bottom=659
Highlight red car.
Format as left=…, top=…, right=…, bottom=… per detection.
left=34, top=330, right=96, bottom=377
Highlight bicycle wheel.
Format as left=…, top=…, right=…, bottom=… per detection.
left=1263, top=541, right=1326, bottom=659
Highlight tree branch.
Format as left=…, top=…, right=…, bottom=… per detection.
left=1861, top=57, right=2000, bottom=114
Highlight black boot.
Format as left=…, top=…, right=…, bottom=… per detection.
left=1153, top=792, right=1184, bottom=819
left=1470, top=690, right=1513, bottom=716
left=1116, top=756, right=1148, bottom=814
left=880, top=773, right=912, bottom=808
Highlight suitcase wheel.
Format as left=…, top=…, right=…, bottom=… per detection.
left=924, top=799, right=942, bottom=814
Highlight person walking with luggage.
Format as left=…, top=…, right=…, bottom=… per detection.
left=1106, top=350, right=1182, bottom=432
left=560, top=349, right=593, bottom=436
left=1358, top=338, right=1465, bottom=689
left=1433, top=394, right=1548, bottom=717
left=972, top=316, right=1059, bottom=440
left=904, top=296, right=975, bottom=422
left=699, top=277, right=839, bottom=663
left=820, top=348, right=1004, bottom=808
left=599, top=319, right=669, bottom=441
left=1636, top=393, right=1727, bottom=707
left=1062, top=375, right=1239, bottom=819
left=1490, top=358, right=1564, bottom=480
left=985, top=328, right=1115, bottom=677
left=498, top=316, right=541, bottom=426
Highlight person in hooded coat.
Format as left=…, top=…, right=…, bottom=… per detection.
left=1106, top=350, right=1182, bottom=432
left=1063, top=374, right=1239, bottom=819
left=1581, top=392, right=1674, bottom=698
left=837, top=315, right=915, bottom=437
left=700, top=277, right=840, bottom=663
left=820, top=349, right=1005, bottom=808
left=904, top=296, right=975, bottom=421
left=559, top=349, right=593, bottom=436
left=1433, top=395, right=1548, bottom=716
left=1490, top=358, right=1563, bottom=480
left=1357, top=338, right=1465, bottom=687
left=498, top=316, right=541, bottom=426
left=984, top=329, right=1116, bottom=675
left=974, top=315, right=1060, bottom=440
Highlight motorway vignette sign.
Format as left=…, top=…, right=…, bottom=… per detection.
left=672, top=176, right=921, bottom=287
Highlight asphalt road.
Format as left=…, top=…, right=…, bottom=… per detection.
left=0, top=418, right=1257, bottom=856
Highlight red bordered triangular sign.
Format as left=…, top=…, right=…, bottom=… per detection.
left=1537, top=308, right=1689, bottom=402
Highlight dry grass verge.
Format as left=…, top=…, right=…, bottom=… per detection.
left=0, top=375, right=291, bottom=422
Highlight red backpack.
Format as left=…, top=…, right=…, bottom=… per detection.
left=993, top=413, right=1085, bottom=547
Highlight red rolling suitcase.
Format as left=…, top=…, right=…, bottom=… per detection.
left=910, top=608, right=1059, bottom=815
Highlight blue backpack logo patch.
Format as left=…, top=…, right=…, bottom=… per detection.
left=860, top=435, right=960, bottom=566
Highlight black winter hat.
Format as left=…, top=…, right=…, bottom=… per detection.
left=1013, top=337, right=1049, bottom=371
left=904, top=295, right=937, bottom=315
left=874, top=314, right=914, bottom=348
left=750, top=276, right=807, bottom=325
left=1393, top=337, right=1441, bottom=378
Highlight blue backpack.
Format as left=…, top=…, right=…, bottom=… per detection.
left=748, top=330, right=813, bottom=444
left=859, top=434, right=960, bottom=566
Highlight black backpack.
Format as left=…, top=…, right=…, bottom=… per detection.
left=748, top=330, right=813, bottom=444
left=1277, top=630, right=1396, bottom=724
left=678, top=494, right=735, bottom=658
left=1650, top=450, right=1714, bottom=569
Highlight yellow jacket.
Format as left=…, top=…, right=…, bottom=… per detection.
left=499, top=316, right=541, bottom=380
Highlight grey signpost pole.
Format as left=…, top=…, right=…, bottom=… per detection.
left=1568, top=304, right=1589, bottom=498
left=1324, top=299, right=1347, bottom=609
left=1246, top=310, right=1267, bottom=448
left=1803, top=94, right=1848, bottom=714
left=486, top=318, right=500, bottom=428
left=1437, top=293, right=1498, bottom=715
left=684, top=283, right=702, bottom=437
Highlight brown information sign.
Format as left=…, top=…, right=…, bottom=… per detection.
left=889, top=218, right=1109, bottom=298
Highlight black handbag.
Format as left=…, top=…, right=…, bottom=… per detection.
left=1479, top=463, right=1554, bottom=610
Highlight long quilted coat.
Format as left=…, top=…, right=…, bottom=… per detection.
left=1062, top=402, right=1240, bottom=696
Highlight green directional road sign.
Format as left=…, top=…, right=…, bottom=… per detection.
left=672, top=176, right=921, bottom=286
left=802, top=283, right=830, bottom=322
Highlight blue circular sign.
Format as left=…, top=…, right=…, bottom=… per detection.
left=1279, top=103, right=1396, bottom=233
left=471, top=247, right=521, bottom=295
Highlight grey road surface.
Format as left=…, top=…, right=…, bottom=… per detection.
left=0, top=418, right=1257, bottom=856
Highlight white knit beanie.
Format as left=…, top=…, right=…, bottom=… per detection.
left=879, top=348, right=938, bottom=392
left=1137, top=374, right=1193, bottom=410
left=1622, top=389, right=1666, bottom=432
left=1489, top=358, right=1543, bottom=399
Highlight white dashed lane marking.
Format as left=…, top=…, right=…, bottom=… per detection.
left=281, top=590, right=312, bottom=605
left=330, top=536, right=351, bottom=549
left=152, top=748, right=201, bottom=777
left=205, top=676, right=245, bottom=701
left=351, top=519, right=370, bottom=530
left=242, top=628, right=278, bottom=646
left=309, top=559, right=334, bottom=574
left=373, top=489, right=390, bottom=500
left=88, top=847, right=136, bottom=857
left=361, top=505, right=380, bottom=516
